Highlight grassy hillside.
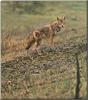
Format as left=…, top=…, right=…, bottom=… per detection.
left=1, top=1, right=87, bottom=99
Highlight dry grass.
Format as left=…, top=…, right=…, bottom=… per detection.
left=2, top=34, right=27, bottom=51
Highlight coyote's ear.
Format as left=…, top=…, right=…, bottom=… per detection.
left=57, top=17, right=59, bottom=21
left=63, top=16, right=65, bottom=20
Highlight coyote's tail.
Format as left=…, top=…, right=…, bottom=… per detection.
left=25, top=34, right=35, bottom=50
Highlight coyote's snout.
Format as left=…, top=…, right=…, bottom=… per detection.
left=26, top=16, right=65, bottom=51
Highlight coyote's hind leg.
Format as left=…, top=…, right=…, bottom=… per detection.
left=32, top=39, right=42, bottom=54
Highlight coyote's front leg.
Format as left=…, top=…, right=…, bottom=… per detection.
left=49, top=33, right=55, bottom=48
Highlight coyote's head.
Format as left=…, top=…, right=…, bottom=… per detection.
left=53, top=16, right=65, bottom=32
left=57, top=16, right=65, bottom=28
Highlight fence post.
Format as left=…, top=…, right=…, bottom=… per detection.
left=86, top=1, right=88, bottom=99
left=75, top=53, right=80, bottom=99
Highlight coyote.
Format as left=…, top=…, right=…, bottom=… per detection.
left=25, top=17, right=65, bottom=51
